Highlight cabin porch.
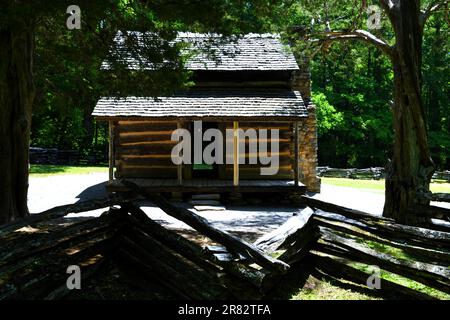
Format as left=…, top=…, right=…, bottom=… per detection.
left=107, top=178, right=306, bottom=194
left=93, top=88, right=320, bottom=193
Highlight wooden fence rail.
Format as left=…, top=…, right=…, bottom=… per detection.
left=317, top=166, right=450, bottom=182
left=1, top=188, right=449, bottom=300
left=256, top=196, right=450, bottom=299
left=0, top=186, right=289, bottom=300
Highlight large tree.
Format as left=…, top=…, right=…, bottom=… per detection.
left=0, top=0, right=276, bottom=224
left=1, top=0, right=447, bottom=225
left=0, top=15, right=35, bottom=223
left=285, top=0, right=448, bottom=223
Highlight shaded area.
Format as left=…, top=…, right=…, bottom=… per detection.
left=76, top=181, right=109, bottom=202
left=1, top=193, right=287, bottom=300
left=260, top=196, right=450, bottom=300
left=66, top=260, right=178, bottom=300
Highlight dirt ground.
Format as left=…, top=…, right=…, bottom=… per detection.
left=29, top=172, right=450, bottom=242
left=27, top=172, right=385, bottom=240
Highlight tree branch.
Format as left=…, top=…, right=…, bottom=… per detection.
left=420, top=0, right=449, bottom=26
left=379, top=0, right=396, bottom=10
left=379, top=0, right=398, bottom=24
left=310, top=29, right=394, bottom=60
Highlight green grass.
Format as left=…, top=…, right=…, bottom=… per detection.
left=290, top=257, right=450, bottom=300
left=289, top=234, right=450, bottom=300
left=321, top=177, right=450, bottom=194
left=292, top=275, right=379, bottom=300
left=321, top=177, right=385, bottom=193
left=29, top=164, right=107, bottom=176
left=430, top=179, right=450, bottom=193
left=350, top=237, right=450, bottom=300
left=351, top=262, right=450, bottom=300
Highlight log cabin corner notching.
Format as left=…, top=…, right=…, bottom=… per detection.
left=92, top=33, right=321, bottom=194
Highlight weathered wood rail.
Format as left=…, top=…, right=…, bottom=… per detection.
left=0, top=184, right=288, bottom=300
left=122, top=180, right=289, bottom=273
left=1, top=185, right=449, bottom=300
left=29, top=147, right=107, bottom=166
left=317, top=166, right=450, bottom=182
left=256, top=196, right=450, bottom=300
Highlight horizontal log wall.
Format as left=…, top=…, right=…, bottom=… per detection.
left=114, top=120, right=306, bottom=181
left=115, top=120, right=178, bottom=178
left=223, top=121, right=294, bottom=180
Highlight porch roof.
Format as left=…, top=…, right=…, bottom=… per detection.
left=92, top=89, right=308, bottom=121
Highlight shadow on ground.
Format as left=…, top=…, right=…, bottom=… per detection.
left=76, top=181, right=109, bottom=202
left=72, top=183, right=302, bottom=243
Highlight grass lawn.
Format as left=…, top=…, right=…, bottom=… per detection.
left=321, top=177, right=450, bottom=194
left=30, top=164, right=107, bottom=176
left=292, top=275, right=380, bottom=300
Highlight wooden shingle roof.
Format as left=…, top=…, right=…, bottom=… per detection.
left=102, top=32, right=300, bottom=71
left=92, top=89, right=307, bottom=121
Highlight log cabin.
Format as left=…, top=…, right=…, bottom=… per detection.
left=92, top=32, right=320, bottom=198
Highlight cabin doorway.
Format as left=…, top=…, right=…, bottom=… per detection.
left=192, top=121, right=219, bottom=179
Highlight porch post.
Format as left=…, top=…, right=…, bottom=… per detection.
left=233, top=121, right=239, bottom=186
left=108, top=120, right=115, bottom=183
left=294, top=121, right=299, bottom=186
left=177, top=121, right=183, bottom=186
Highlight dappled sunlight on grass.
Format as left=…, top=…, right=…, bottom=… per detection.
left=430, top=181, right=450, bottom=193
left=321, top=177, right=450, bottom=194
left=292, top=275, right=379, bottom=300
left=30, top=164, right=107, bottom=176
left=321, top=177, right=385, bottom=193
left=351, top=262, right=450, bottom=300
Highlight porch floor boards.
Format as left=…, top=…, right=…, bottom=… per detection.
left=107, top=178, right=306, bottom=193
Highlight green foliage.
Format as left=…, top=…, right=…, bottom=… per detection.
left=312, top=91, right=344, bottom=135
left=5, top=0, right=447, bottom=169
left=279, top=0, right=449, bottom=169
left=309, top=42, right=394, bottom=167
left=23, top=0, right=281, bottom=155
left=31, top=105, right=85, bottom=150
left=422, top=13, right=450, bottom=169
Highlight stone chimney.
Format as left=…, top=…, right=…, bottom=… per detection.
left=291, top=57, right=321, bottom=192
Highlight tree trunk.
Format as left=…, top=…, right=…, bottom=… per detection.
left=383, top=0, right=434, bottom=223
left=81, top=95, right=95, bottom=154
left=0, top=25, right=35, bottom=224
